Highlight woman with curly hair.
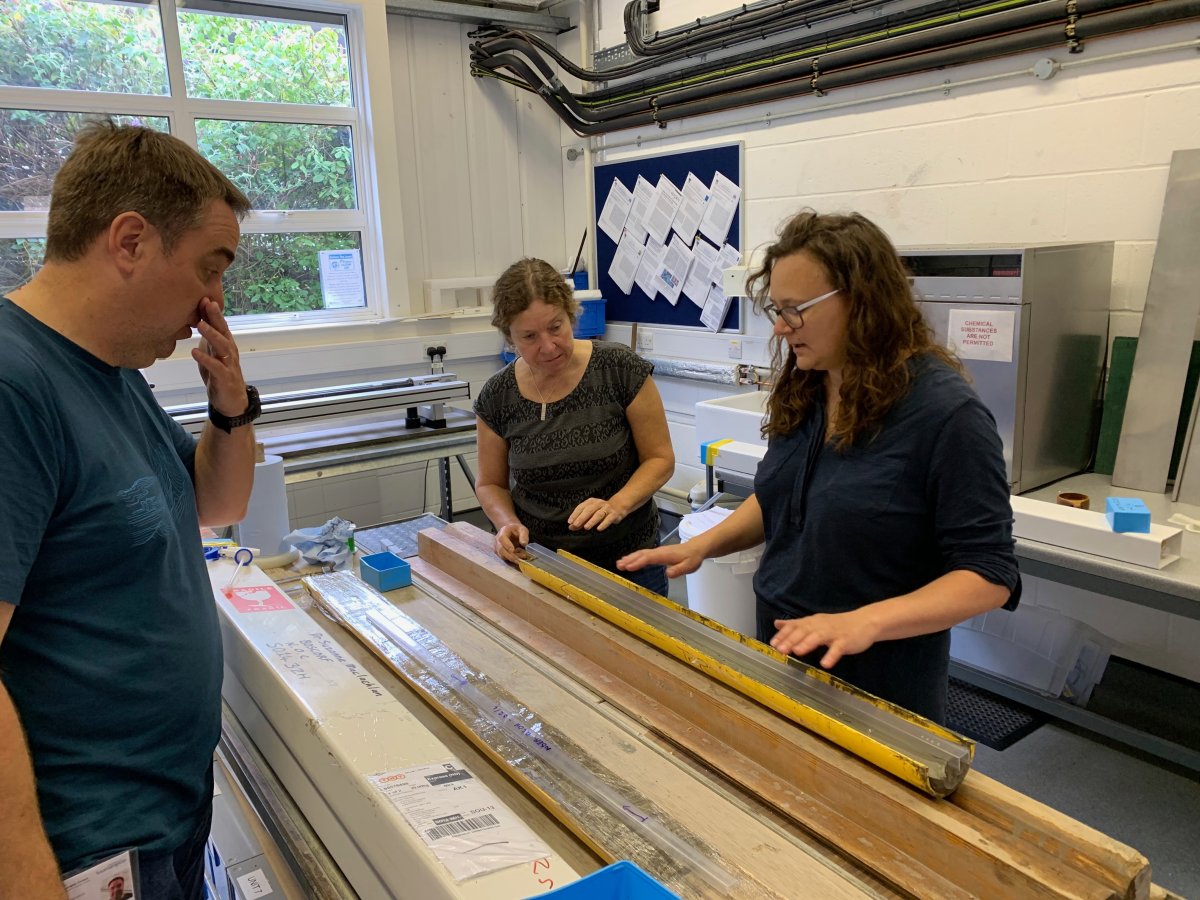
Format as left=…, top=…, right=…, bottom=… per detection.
left=620, top=210, right=1020, bottom=722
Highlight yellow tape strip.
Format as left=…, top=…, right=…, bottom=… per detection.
left=518, top=551, right=972, bottom=797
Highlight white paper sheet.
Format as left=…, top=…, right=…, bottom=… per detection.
left=370, top=760, right=550, bottom=882
left=717, top=242, right=742, bottom=270
left=645, top=175, right=683, bottom=245
left=625, top=175, right=656, bottom=246
left=656, top=235, right=694, bottom=306
left=946, top=309, right=1016, bottom=362
left=597, top=177, right=633, bottom=243
left=699, top=171, right=742, bottom=245
left=682, top=237, right=720, bottom=307
left=634, top=241, right=667, bottom=300
left=701, top=281, right=733, bottom=331
left=671, top=172, right=709, bottom=245
left=318, top=248, right=365, bottom=309
left=608, top=230, right=644, bottom=295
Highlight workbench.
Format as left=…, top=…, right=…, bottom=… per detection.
left=950, top=472, right=1200, bottom=772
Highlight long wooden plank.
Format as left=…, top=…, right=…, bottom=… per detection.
left=310, top=571, right=875, bottom=900
left=423, top=524, right=1147, bottom=900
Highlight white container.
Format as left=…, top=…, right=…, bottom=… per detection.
left=678, top=509, right=761, bottom=637
left=951, top=605, right=1113, bottom=705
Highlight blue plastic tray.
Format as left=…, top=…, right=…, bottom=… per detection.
left=535, top=861, right=678, bottom=899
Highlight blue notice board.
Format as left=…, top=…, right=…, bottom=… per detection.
left=592, top=143, right=742, bottom=330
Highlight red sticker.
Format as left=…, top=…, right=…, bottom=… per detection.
left=225, top=584, right=294, bottom=613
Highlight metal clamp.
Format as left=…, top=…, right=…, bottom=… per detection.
left=810, top=57, right=826, bottom=97
left=1065, top=0, right=1083, bottom=53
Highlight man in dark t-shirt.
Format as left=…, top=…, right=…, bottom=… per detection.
left=0, top=123, right=256, bottom=898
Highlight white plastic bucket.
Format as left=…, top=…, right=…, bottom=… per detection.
left=678, top=508, right=762, bottom=637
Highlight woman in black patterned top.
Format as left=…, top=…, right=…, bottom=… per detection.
left=475, top=258, right=675, bottom=595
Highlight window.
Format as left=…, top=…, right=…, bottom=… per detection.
left=0, top=0, right=378, bottom=325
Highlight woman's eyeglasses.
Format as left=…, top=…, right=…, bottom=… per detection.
left=763, top=288, right=839, bottom=329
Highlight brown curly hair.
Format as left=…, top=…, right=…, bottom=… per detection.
left=748, top=210, right=962, bottom=448
left=490, top=258, right=577, bottom=339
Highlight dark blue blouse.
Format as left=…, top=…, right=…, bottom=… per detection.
left=752, top=355, right=1021, bottom=722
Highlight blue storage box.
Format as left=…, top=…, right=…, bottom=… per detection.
left=535, top=862, right=678, bottom=899
left=359, top=552, right=411, bottom=591
left=570, top=271, right=589, bottom=291
left=576, top=297, right=606, bottom=338
left=1105, top=497, right=1151, bottom=533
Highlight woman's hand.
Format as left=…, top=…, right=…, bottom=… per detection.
left=618, top=544, right=704, bottom=579
left=494, top=523, right=530, bottom=564
left=568, top=497, right=628, bottom=532
left=770, top=610, right=881, bottom=669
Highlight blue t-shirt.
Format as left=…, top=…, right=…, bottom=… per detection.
left=0, top=298, right=221, bottom=871
left=753, top=356, right=1020, bottom=722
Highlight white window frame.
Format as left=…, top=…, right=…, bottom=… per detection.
left=0, top=0, right=388, bottom=329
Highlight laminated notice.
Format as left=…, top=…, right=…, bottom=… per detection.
left=369, top=759, right=551, bottom=881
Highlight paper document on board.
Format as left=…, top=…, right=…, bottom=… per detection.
left=701, top=282, right=732, bottom=331
left=645, top=175, right=683, bottom=244
left=634, top=241, right=667, bottom=300
left=625, top=175, right=656, bottom=246
left=699, top=171, right=741, bottom=245
left=597, top=177, right=633, bottom=243
left=682, top=237, right=720, bottom=307
left=656, top=235, right=694, bottom=306
left=671, top=172, right=709, bottom=244
left=608, top=231, right=644, bottom=295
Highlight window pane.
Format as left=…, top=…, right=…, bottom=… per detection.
left=178, top=7, right=351, bottom=106
left=196, top=120, right=356, bottom=211
left=0, top=237, right=45, bottom=295
left=224, top=232, right=364, bottom=316
left=0, top=111, right=169, bottom=212
left=0, top=0, right=168, bottom=94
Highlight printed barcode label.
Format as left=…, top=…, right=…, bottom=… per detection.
left=426, top=813, right=499, bottom=841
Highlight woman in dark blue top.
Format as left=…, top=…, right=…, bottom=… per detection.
left=620, top=210, right=1020, bottom=723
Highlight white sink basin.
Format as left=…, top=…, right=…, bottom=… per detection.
left=695, top=391, right=769, bottom=448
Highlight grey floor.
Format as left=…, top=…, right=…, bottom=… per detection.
left=973, top=726, right=1200, bottom=898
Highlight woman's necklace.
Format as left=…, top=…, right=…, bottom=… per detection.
left=526, top=362, right=550, bottom=421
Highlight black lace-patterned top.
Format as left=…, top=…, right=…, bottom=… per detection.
left=475, top=341, right=660, bottom=570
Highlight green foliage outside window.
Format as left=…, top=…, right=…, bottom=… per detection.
left=0, top=1, right=362, bottom=317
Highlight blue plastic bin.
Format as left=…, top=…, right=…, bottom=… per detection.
left=570, top=271, right=589, bottom=291
left=576, top=297, right=606, bottom=338
left=359, top=552, right=411, bottom=591
left=534, top=861, right=678, bottom=899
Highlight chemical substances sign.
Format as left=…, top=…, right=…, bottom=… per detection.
left=947, top=309, right=1015, bottom=362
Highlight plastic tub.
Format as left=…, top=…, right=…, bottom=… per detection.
left=678, top=509, right=760, bottom=637
left=950, top=605, right=1112, bottom=705
left=359, top=552, right=412, bottom=592
left=576, top=297, right=606, bottom=338
left=538, top=861, right=679, bottom=899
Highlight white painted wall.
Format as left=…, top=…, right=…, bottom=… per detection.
left=587, top=1, right=1200, bottom=680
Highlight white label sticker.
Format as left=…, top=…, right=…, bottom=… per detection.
left=236, top=869, right=275, bottom=897
left=369, top=759, right=551, bottom=881
left=947, top=309, right=1015, bottom=362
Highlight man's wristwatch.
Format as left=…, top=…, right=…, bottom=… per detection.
left=209, top=385, right=261, bottom=433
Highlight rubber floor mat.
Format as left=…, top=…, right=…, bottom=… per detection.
left=947, top=677, right=1046, bottom=751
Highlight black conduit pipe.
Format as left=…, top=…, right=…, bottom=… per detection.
left=482, top=0, right=1200, bottom=134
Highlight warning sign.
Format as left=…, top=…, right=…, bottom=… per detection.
left=947, top=309, right=1015, bottom=362
left=225, top=584, right=294, bottom=613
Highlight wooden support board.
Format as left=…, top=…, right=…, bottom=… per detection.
left=308, top=570, right=878, bottom=899
left=412, top=524, right=1150, bottom=900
